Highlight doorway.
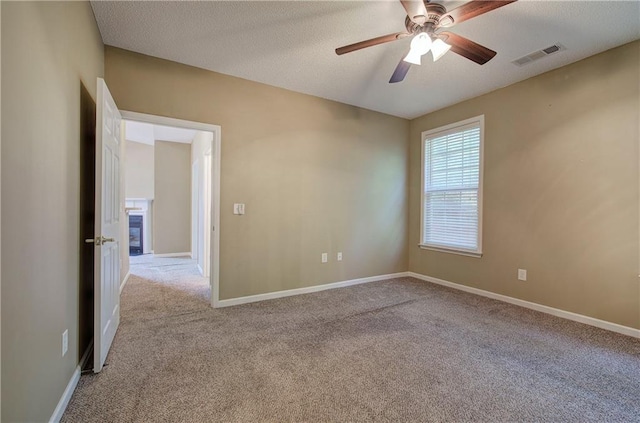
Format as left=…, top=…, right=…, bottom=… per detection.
left=121, top=112, right=221, bottom=308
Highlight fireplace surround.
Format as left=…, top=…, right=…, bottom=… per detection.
left=125, top=198, right=153, bottom=255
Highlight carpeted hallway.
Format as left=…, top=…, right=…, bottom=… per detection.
left=127, top=254, right=210, bottom=304
left=63, top=264, right=640, bottom=422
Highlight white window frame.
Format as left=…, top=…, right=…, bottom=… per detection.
left=420, top=115, right=484, bottom=258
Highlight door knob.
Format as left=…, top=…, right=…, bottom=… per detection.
left=84, top=236, right=115, bottom=246
left=85, top=237, right=100, bottom=245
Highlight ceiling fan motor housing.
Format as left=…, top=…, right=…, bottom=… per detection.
left=405, top=3, right=447, bottom=34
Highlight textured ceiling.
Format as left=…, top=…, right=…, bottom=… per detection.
left=92, top=1, right=640, bottom=119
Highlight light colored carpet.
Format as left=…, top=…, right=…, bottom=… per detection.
left=128, top=254, right=210, bottom=304
left=63, top=261, right=640, bottom=422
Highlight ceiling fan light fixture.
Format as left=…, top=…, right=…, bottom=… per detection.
left=403, top=33, right=432, bottom=65
left=431, top=38, right=451, bottom=61
left=403, top=50, right=423, bottom=65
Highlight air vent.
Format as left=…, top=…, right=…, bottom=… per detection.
left=542, top=45, right=561, bottom=54
left=512, top=43, right=566, bottom=67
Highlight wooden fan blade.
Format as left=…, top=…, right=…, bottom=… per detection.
left=400, top=0, right=428, bottom=25
left=439, top=0, right=517, bottom=27
left=389, top=55, right=412, bottom=83
left=335, top=32, right=410, bottom=55
left=439, top=32, right=496, bottom=65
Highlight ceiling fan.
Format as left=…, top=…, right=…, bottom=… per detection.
left=335, top=0, right=517, bottom=83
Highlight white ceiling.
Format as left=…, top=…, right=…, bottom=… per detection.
left=125, top=120, right=198, bottom=146
left=92, top=1, right=640, bottom=119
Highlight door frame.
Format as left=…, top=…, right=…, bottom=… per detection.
left=203, top=149, right=212, bottom=278
left=191, top=160, right=200, bottom=264
left=121, top=111, right=222, bottom=308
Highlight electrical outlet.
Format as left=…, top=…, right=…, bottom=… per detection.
left=321, top=253, right=328, bottom=263
left=337, top=252, right=343, bottom=261
left=62, top=330, right=68, bottom=357
left=518, top=269, right=527, bottom=281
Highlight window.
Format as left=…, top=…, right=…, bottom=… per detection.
left=421, top=115, right=484, bottom=257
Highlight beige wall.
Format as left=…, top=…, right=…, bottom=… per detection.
left=125, top=140, right=154, bottom=199
left=105, top=47, right=409, bottom=299
left=154, top=140, right=192, bottom=254
left=409, top=41, right=640, bottom=329
left=1, top=2, right=104, bottom=421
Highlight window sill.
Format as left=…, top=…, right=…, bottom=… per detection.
left=418, top=244, right=483, bottom=258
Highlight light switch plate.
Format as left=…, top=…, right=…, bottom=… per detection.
left=233, top=203, right=245, bottom=215
left=518, top=269, right=527, bottom=281
left=337, top=252, right=343, bottom=261
left=321, top=253, right=328, bottom=263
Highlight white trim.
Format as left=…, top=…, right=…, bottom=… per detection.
left=203, top=151, right=212, bottom=278
left=418, top=244, right=482, bottom=258
left=120, top=271, right=131, bottom=294
left=215, top=272, right=410, bottom=308
left=49, top=365, right=81, bottom=423
left=121, top=111, right=219, bottom=133
left=121, top=111, right=222, bottom=310
left=408, top=272, right=640, bottom=339
left=153, top=252, right=192, bottom=258
left=191, top=160, right=199, bottom=264
left=210, top=127, right=221, bottom=309
left=420, top=115, right=484, bottom=256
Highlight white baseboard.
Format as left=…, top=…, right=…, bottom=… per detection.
left=408, top=272, right=640, bottom=339
left=49, top=338, right=95, bottom=422
left=153, top=252, right=191, bottom=258
left=197, top=264, right=204, bottom=276
left=120, top=271, right=131, bottom=294
left=215, top=272, right=410, bottom=308
left=49, top=365, right=80, bottom=423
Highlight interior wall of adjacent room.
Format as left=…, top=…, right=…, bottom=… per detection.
left=1, top=2, right=104, bottom=422
left=105, top=46, right=410, bottom=300
left=125, top=140, right=154, bottom=199
left=191, top=131, right=213, bottom=274
left=409, top=41, right=640, bottom=329
left=154, top=140, right=192, bottom=255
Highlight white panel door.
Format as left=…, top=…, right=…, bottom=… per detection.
left=94, top=78, right=122, bottom=372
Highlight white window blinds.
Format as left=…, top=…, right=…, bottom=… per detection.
left=422, top=117, right=483, bottom=255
